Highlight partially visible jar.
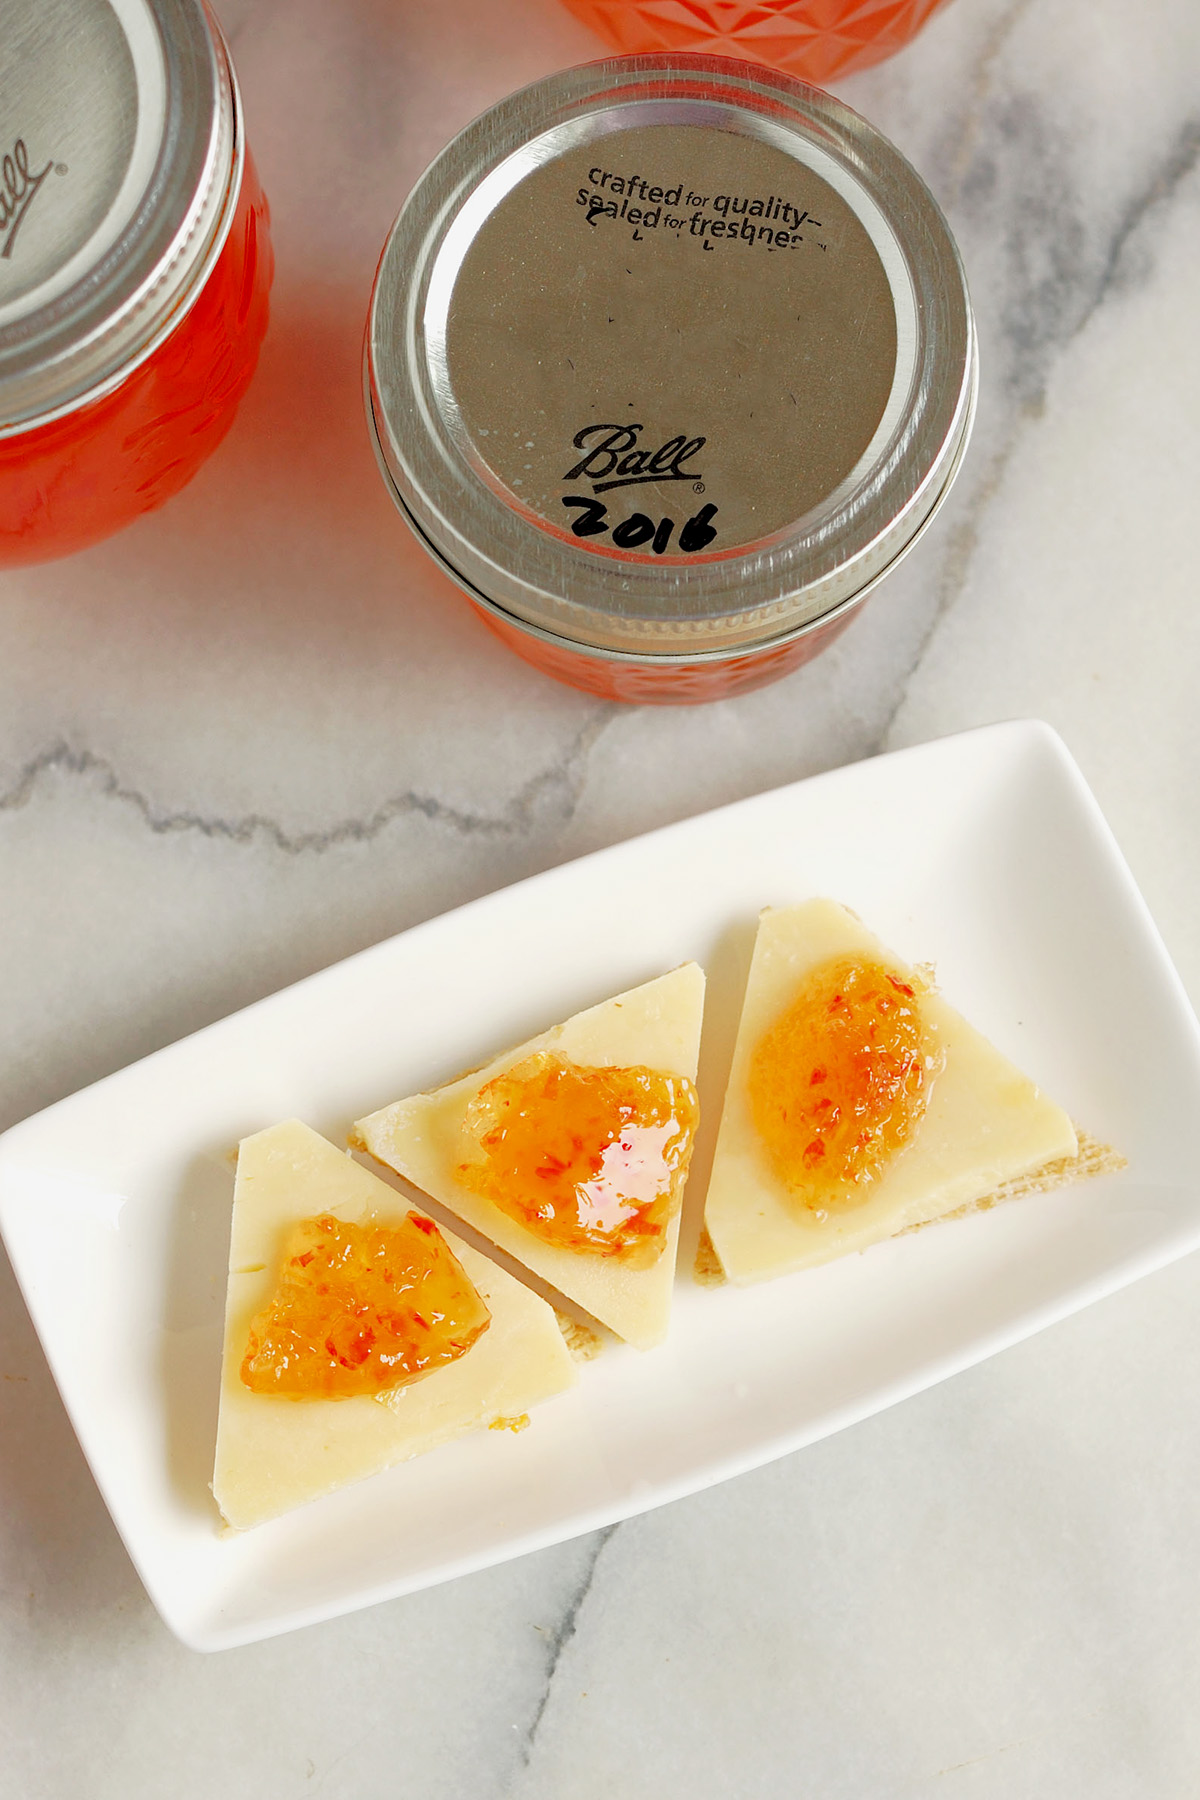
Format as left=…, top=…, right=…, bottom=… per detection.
left=557, top=0, right=954, bottom=84
left=0, top=0, right=273, bottom=567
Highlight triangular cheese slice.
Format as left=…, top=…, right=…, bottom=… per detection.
left=212, top=1119, right=576, bottom=1530
left=703, top=901, right=1079, bottom=1284
left=351, top=964, right=706, bottom=1350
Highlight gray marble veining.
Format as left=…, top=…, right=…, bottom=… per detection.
left=0, top=706, right=616, bottom=859
left=2, top=0, right=1199, bottom=1793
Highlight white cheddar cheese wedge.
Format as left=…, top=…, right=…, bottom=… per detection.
left=351, top=964, right=706, bottom=1351
left=704, top=901, right=1078, bottom=1284
left=212, top=1119, right=576, bottom=1531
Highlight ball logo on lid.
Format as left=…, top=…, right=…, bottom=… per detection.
left=564, top=423, right=705, bottom=494
left=561, top=423, right=718, bottom=554
left=1, top=138, right=57, bottom=262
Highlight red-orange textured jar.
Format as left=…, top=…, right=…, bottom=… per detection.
left=558, top=0, right=954, bottom=85
left=366, top=55, right=975, bottom=705
left=0, top=0, right=272, bottom=567
left=476, top=600, right=860, bottom=704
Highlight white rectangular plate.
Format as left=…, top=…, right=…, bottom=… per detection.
left=3, top=720, right=1198, bottom=1651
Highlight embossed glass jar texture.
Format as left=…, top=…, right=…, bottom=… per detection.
left=0, top=0, right=273, bottom=567
left=557, top=0, right=955, bottom=85
left=366, top=54, right=975, bottom=704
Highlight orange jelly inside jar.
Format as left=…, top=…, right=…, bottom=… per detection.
left=748, top=953, right=942, bottom=1209
left=0, top=156, right=272, bottom=569
left=557, top=0, right=954, bottom=83
left=459, top=1051, right=700, bottom=1265
left=240, top=1211, right=491, bottom=1400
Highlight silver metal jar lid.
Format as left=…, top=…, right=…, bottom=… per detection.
left=0, top=0, right=239, bottom=432
left=366, top=54, right=976, bottom=663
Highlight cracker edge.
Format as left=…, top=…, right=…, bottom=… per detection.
left=695, top=1128, right=1126, bottom=1284
left=693, top=1226, right=727, bottom=1287
left=896, top=1128, right=1126, bottom=1237
left=554, top=1310, right=605, bottom=1362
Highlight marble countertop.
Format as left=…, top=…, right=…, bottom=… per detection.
left=3, top=0, right=1200, bottom=1791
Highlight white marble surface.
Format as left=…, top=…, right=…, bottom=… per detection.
left=3, top=0, right=1200, bottom=1790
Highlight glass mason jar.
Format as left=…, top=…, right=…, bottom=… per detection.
left=366, top=54, right=975, bottom=705
left=0, top=0, right=273, bottom=567
left=556, top=0, right=955, bottom=85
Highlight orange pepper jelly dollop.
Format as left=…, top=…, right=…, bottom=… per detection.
left=748, top=954, right=943, bottom=1210
left=458, top=1052, right=700, bottom=1265
left=240, top=1212, right=491, bottom=1399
